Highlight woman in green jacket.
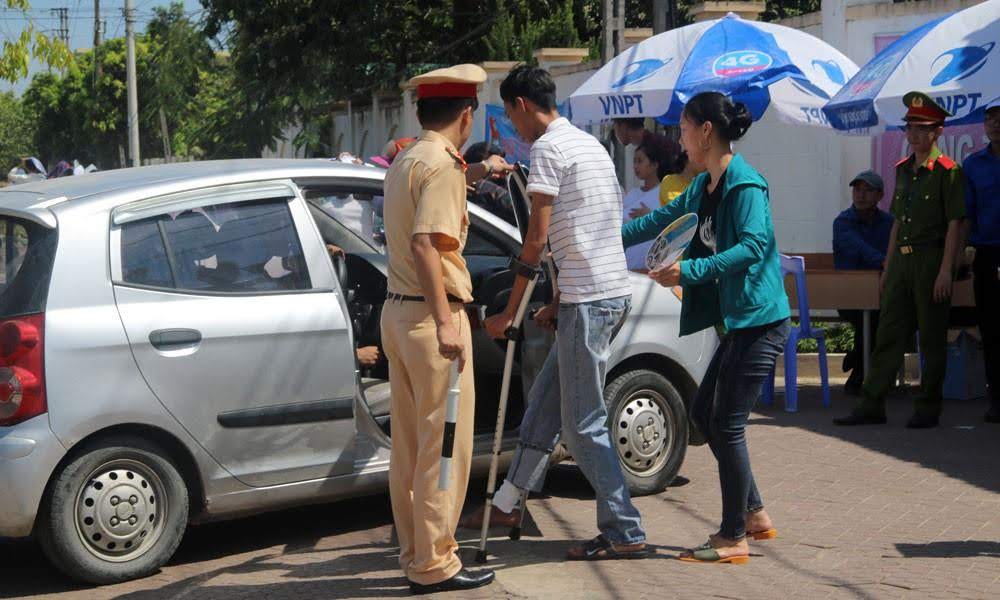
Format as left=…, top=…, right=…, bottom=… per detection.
left=622, top=92, right=791, bottom=564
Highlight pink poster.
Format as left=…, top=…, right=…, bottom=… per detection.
left=871, top=34, right=990, bottom=210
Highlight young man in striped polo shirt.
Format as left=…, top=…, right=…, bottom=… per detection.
left=470, top=64, right=647, bottom=560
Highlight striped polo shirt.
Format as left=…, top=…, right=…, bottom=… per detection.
left=526, top=117, right=631, bottom=304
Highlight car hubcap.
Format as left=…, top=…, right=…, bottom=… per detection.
left=614, top=390, right=673, bottom=477
left=75, top=459, right=167, bottom=562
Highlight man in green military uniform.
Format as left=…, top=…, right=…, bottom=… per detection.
left=835, top=92, right=965, bottom=429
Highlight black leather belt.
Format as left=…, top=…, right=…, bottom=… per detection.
left=898, top=239, right=944, bottom=255
left=386, top=292, right=466, bottom=304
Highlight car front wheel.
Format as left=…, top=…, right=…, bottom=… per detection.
left=604, top=369, right=688, bottom=496
left=36, top=435, right=189, bottom=585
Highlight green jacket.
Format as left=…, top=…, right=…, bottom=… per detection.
left=622, top=153, right=790, bottom=336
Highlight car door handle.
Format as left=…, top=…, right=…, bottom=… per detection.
left=149, top=328, right=202, bottom=350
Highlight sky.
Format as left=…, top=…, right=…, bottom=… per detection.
left=1, top=0, right=206, bottom=95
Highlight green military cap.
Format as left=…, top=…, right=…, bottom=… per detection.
left=902, top=91, right=951, bottom=124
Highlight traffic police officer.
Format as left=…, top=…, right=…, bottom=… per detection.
left=835, top=92, right=965, bottom=429
left=380, top=63, right=508, bottom=594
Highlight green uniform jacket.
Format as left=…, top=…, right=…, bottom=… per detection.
left=622, top=153, right=790, bottom=336
left=890, top=145, right=965, bottom=246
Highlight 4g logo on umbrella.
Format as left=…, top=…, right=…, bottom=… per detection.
left=713, top=51, right=773, bottom=77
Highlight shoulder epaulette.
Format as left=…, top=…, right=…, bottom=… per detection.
left=446, top=146, right=468, bottom=172
left=934, top=155, right=957, bottom=170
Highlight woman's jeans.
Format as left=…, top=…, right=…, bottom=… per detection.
left=691, top=318, right=790, bottom=541
left=503, top=296, right=646, bottom=545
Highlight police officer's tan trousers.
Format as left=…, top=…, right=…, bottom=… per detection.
left=380, top=300, right=475, bottom=585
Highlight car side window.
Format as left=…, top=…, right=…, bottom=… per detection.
left=120, top=198, right=311, bottom=293
left=463, top=222, right=509, bottom=257
left=307, top=190, right=385, bottom=251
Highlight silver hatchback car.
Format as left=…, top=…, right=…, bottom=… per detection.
left=0, top=160, right=715, bottom=584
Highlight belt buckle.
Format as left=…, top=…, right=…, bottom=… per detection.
left=900, top=245, right=912, bottom=255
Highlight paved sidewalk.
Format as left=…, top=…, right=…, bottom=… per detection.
left=2, top=384, right=998, bottom=599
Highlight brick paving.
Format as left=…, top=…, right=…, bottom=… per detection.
left=2, top=383, right=998, bottom=599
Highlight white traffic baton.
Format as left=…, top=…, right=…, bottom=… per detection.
left=438, top=361, right=461, bottom=490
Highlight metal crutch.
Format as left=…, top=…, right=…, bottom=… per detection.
left=475, top=264, right=541, bottom=564
left=438, top=361, right=461, bottom=490
left=507, top=251, right=559, bottom=542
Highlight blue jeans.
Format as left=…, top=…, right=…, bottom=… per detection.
left=505, top=296, right=645, bottom=545
left=691, top=318, right=790, bottom=540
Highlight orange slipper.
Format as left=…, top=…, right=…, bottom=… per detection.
left=748, top=528, right=777, bottom=541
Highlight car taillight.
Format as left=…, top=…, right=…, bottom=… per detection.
left=0, top=313, right=45, bottom=426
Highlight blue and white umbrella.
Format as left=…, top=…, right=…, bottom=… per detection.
left=569, top=13, right=858, bottom=128
left=823, top=0, right=999, bottom=134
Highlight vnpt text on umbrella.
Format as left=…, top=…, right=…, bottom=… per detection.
left=599, top=94, right=646, bottom=116
left=932, top=93, right=984, bottom=118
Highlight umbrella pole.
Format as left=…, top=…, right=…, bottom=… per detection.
left=476, top=272, right=539, bottom=564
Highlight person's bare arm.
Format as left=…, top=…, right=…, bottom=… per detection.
left=465, top=154, right=514, bottom=185
left=412, top=233, right=466, bottom=371
left=484, top=192, right=555, bottom=338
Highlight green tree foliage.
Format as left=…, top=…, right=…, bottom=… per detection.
left=0, top=1, right=73, bottom=83
left=201, top=0, right=597, bottom=154
left=485, top=1, right=584, bottom=63
left=0, top=91, right=36, bottom=171
left=20, top=3, right=274, bottom=168
left=22, top=37, right=162, bottom=168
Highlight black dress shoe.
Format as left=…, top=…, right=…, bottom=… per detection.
left=833, top=410, right=887, bottom=426
left=409, top=568, right=495, bottom=595
left=905, top=413, right=940, bottom=429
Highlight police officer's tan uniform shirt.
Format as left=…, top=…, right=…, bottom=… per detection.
left=383, top=129, right=473, bottom=303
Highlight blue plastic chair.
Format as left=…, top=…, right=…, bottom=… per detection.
left=761, top=255, right=831, bottom=412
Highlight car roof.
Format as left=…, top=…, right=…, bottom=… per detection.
left=0, top=159, right=385, bottom=227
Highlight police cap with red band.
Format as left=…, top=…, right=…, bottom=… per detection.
left=411, top=64, right=487, bottom=100
left=901, top=91, right=951, bottom=125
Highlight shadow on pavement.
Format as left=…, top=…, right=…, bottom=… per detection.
left=895, top=540, right=1000, bottom=558
left=0, top=494, right=396, bottom=598
left=751, top=384, right=1000, bottom=494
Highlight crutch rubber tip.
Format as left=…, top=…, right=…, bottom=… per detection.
left=509, top=527, right=521, bottom=541
left=475, top=550, right=489, bottom=564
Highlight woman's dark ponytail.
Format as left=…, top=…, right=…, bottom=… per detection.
left=683, top=92, right=753, bottom=142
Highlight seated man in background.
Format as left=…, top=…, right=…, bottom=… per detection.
left=833, top=170, right=894, bottom=395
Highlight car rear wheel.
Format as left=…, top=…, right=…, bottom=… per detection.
left=36, top=436, right=188, bottom=585
left=604, top=369, right=688, bottom=496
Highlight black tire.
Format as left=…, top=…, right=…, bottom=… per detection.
left=604, top=369, right=688, bottom=496
left=36, top=435, right=189, bottom=585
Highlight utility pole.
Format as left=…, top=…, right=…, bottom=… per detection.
left=601, top=0, right=625, bottom=65
left=653, top=0, right=677, bottom=34
left=50, top=7, right=70, bottom=75
left=50, top=8, right=69, bottom=46
left=93, top=1, right=102, bottom=82
left=125, top=0, right=141, bottom=167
